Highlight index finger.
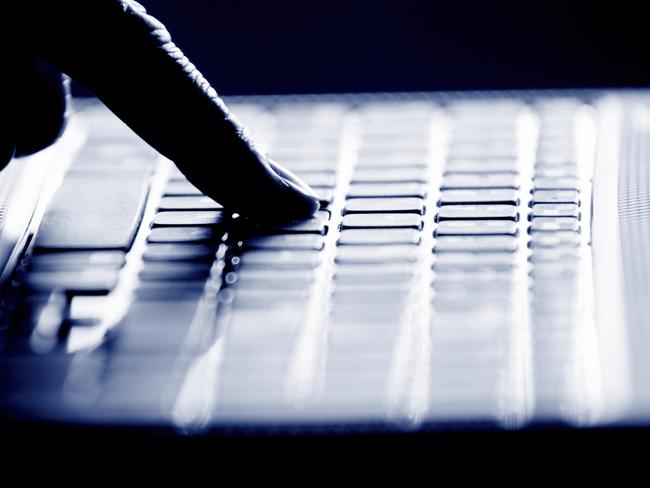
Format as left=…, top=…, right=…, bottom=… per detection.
left=13, top=0, right=319, bottom=222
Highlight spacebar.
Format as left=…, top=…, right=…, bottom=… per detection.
left=35, top=172, right=150, bottom=251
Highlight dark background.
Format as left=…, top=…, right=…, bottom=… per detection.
left=130, top=0, right=650, bottom=95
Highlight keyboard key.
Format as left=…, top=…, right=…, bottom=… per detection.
left=529, top=232, right=580, bottom=248
left=332, top=284, right=411, bottom=303
left=534, top=167, right=579, bottom=178
left=164, top=180, right=202, bottom=196
left=434, top=236, right=518, bottom=252
left=35, top=173, right=149, bottom=251
left=439, top=189, right=518, bottom=205
left=358, top=145, right=428, bottom=158
left=282, top=159, right=339, bottom=172
left=344, top=197, right=424, bottom=214
left=441, top=173, right=519, bottom=189
left=25, top=270, right=119, bottom=295
left=135, top=281, right=206, bottom=299
left=531, top=190, right=580, bottom=204
left=531, top=204, right=580, bottom=218
left=335, top=245, right=419, bottom=264
left=355, top=154, right=428, bottom=169
left=341, top=213, right=423, bottom=229
left=352, top=167, right=427, bottom=183
left=530, top=262, right=580, bottom=279
left=437, top=205, right=518, bottom=220
left=232, top=269, right=315, bottom=288
left=448, top=143, right=517, bottom=159
left=433, top=252, right=516, bottom=271
left=317, top=189, right=335, bottom=206
left=533, top=177, right=579, bottom=190
left=253, top=216, right=327, bottom=235
left=139, top=262, right=211, bottom=281
left=334, top=265, right=414, bottom=284
left=338, top=229, right=421, bottom=246
left=436, top=220, right=517, bottom=236
left=242, top=234, right=325, bottom=250
left=143, top=244, right=216, bottom=262
left=238, top=250, right=322, bottom=269
left=347, top=183, right=426, bottom=198
left=158, top=196, right=223, bottom=211
left=298, top=172, right=337, bottom=188
left=528, top=247, right=580, bottom=263
left=29, top=251, right=126, bottom=271
left=445, top=159, right=518, bottom=172
left=153, top=211, right=224, bottom=227
left=147, top=227, right=218, bottom=243
left=529, top=217, right=580, bottom=232
left=434, top=269, right=515, bottom=286
left=109, top=299, right=202, bottom=353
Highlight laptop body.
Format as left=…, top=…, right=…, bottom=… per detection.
left=1, top=89, right=650, bottom=438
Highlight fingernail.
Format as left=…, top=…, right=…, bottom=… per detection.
left=269, top=160, right=320, bottom=199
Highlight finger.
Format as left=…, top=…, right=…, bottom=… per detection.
left=12, top=54, right=67, bottom=157
left=0, top=13, right=66, bottom=170
left=0, top=142, right=15, bottom=172
left=18, top=1, right=319, bottom=222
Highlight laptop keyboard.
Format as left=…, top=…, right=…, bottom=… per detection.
left=0, top=95, right=595, bottom=429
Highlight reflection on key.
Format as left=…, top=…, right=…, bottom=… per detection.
left=435, top=236, right=518, bottom=253
left=153, top=211, right=224, bottom=227
left=238, top=250, right=322, bottom=269
left=139, top=262, right=211, bottom=281
left=334, top=264, right=414, bottom=284
left=298, top=172, right=337, bottom=188
left=437, top=205, right=518, bottom=221
left=445, top=159, right=518, bottom=173
left=531, top=189, right=579, bottom=204
left=436, top=220, right=517, bottom=236
left=158, top=196, right=223, bottom=211
left=231, top=269, right=315, bottom=289
left=433, top=252, right=516, bottom=271
left=347, top=183, right=427, bottom=198
left=353, top=167, right=427, bottom=183
left=344, top=197, right=424, bottom=214
left=243, top=234, right=325, bottom=250
left=439, top=189, right=519, bottom=205
left=529, top=232, right=580, bottom=248
left=531, top=204, right=580, bottom=218
left=338, top=229, right=421, bottom=245
left=341, top=214, right=423, bottom=229
left=533, top=177, right=579, bottom=190
left=143, top=243, right=216, bottom=262
left=529, top=217, right=580, bottom=233
left=335, top=245, right=419, bottom=264
left=148, top=227, right=218, bottom=243
left=441, top=173, right=519, bottom=190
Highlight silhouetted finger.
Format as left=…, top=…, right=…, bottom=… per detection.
left=14, top=0, right=319, bottom=222
left=0, top=23, right=65, bottom=170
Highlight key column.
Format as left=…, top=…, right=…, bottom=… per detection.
left=529, top=100, right=588, bottom=420
left=431, top=101, right=526, bottom=421
left=214, top=103, right=348, bottom=420
left=324, top=102, right=435, bottom=418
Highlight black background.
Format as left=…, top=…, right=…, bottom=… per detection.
left=135, top=0, right=649, bottom=95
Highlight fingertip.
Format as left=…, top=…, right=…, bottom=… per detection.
left=268, top=159, right=320, bottom=200
left=267, top=161, right=321, bottom=221
left=0, top=142, right=16, bottom=171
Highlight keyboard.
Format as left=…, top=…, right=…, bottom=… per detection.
left=0, top=93, right=595, bottom=431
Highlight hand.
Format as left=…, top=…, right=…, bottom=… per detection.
left=1, top=0, right=320, bottom=222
